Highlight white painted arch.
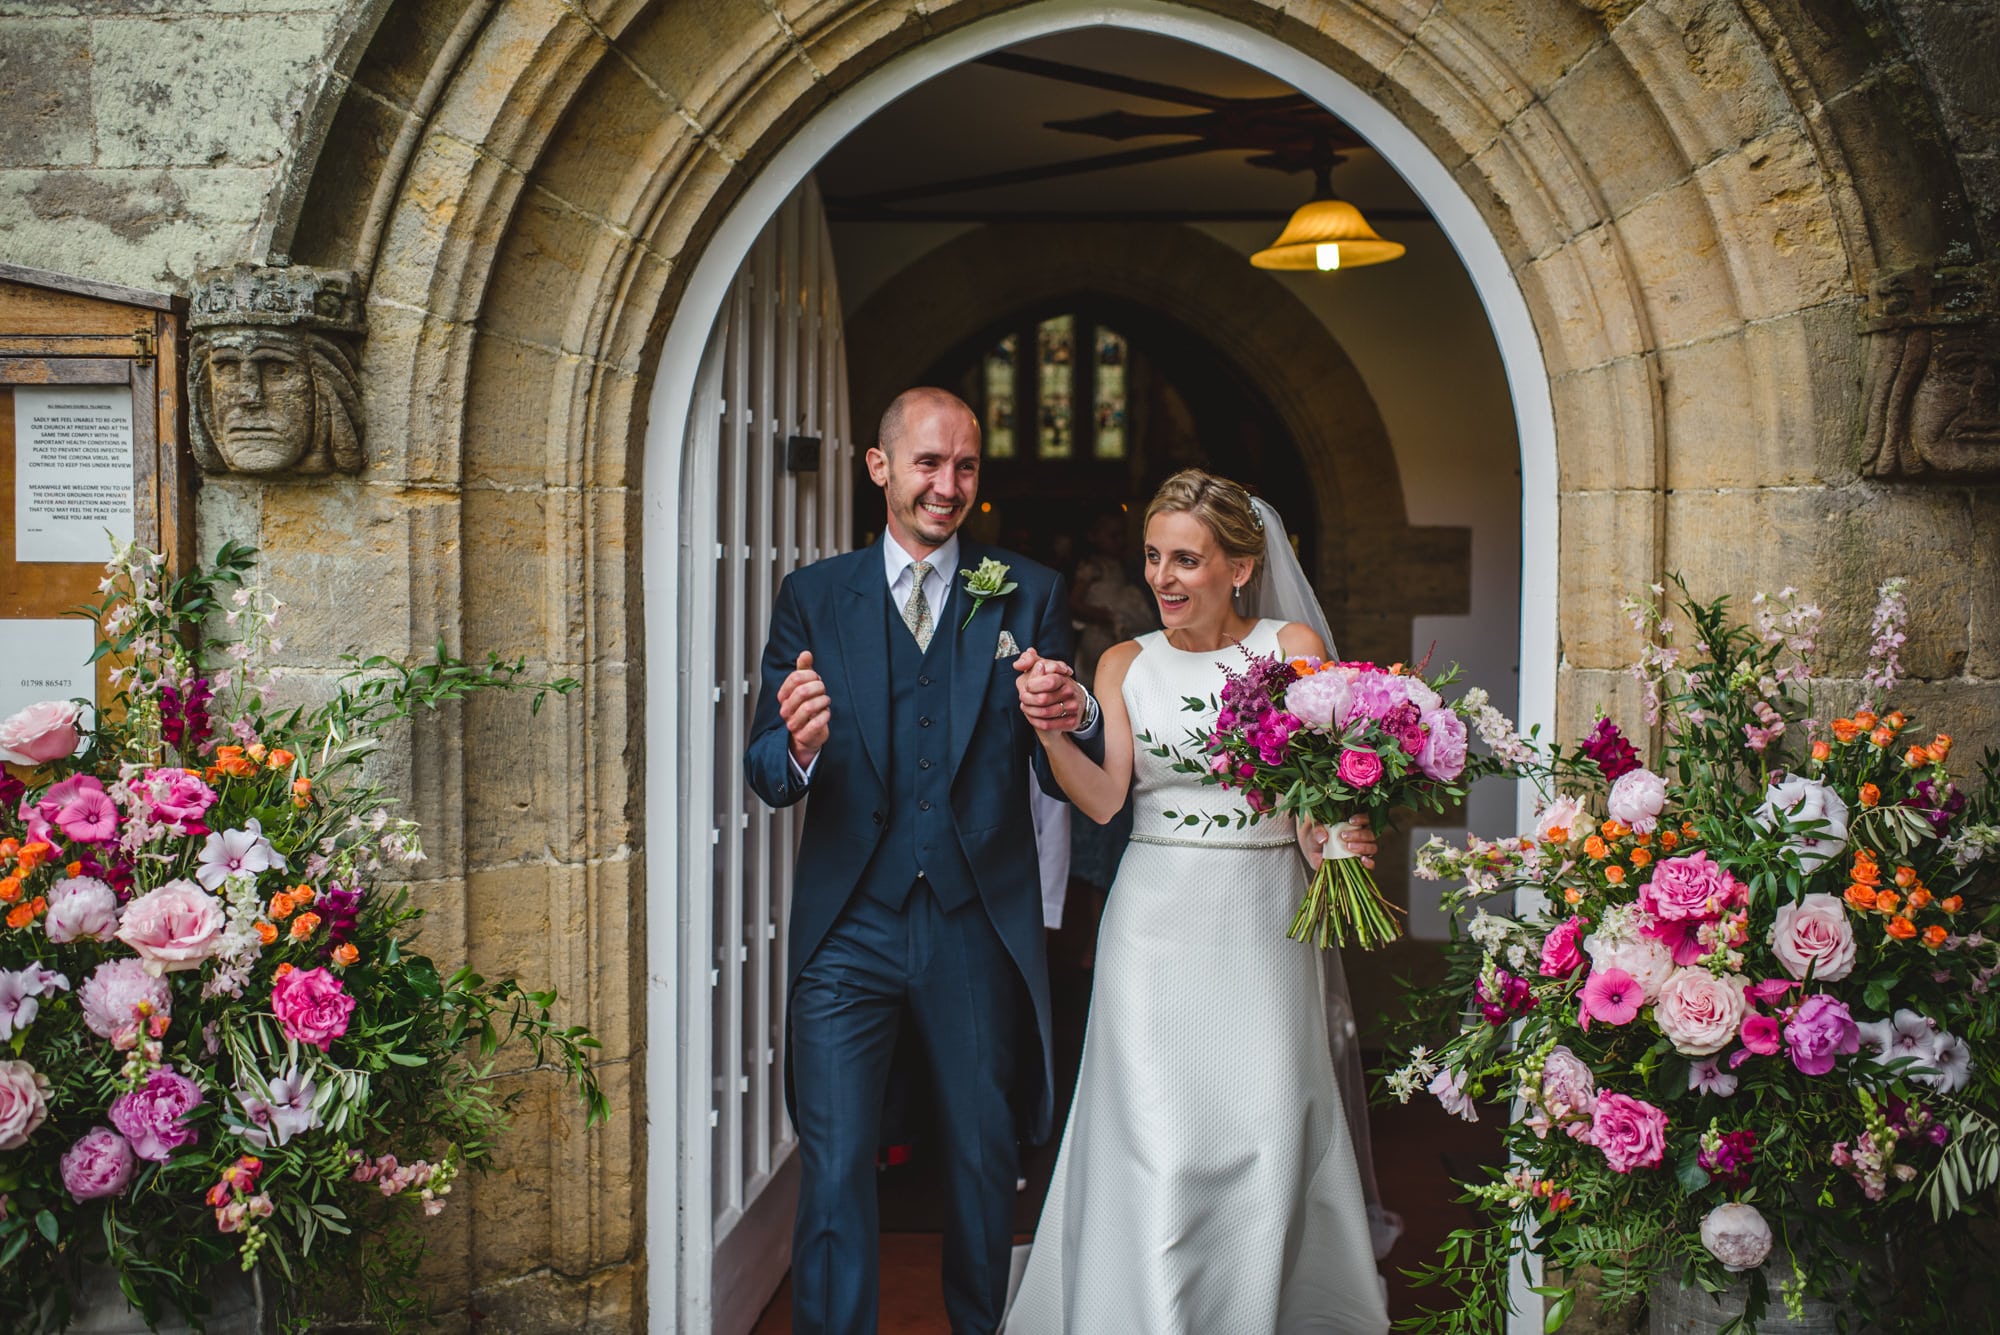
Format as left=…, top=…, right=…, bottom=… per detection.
left=640, top=3, right=1559, bottom=1329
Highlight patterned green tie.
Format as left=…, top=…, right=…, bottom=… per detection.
left=903, top=560, right=934, bottom=652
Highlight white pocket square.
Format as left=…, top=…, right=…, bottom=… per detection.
left=995, top=630, right=1021, bottom=659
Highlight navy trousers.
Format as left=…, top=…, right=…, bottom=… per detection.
left=790, top=881, right=1022, bottom=1335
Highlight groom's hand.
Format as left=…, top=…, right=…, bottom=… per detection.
left=779, top=650, right=830, bottom=766
left=1014, top=649, right=1083, bottom=732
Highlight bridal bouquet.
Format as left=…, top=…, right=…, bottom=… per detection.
left=0, top=541, right=605, bottom=1332
left=1152, top=652, right=1509, bottom=949
left=1388, top=578, right=2000, bottom=1331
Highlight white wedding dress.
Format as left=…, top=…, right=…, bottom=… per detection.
left=1007, top=621, right=1390, bottom=1334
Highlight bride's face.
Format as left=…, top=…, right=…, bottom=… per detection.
left=1144, top=510, right=1251, bottom=629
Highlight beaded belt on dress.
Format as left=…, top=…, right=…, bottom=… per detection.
left=1126, top=831, right=1296, bottom=850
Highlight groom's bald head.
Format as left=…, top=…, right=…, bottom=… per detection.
left=877, top=387, right=979, bottom=460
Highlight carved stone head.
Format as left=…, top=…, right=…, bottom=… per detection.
left=188, top=264, right=365, bottom=476
left=1863, top=264, right=2000, bottom=480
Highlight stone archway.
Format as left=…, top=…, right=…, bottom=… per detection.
left=238, top=0, right=1987, bottom=1326
left=841, top=222, right=1474, bottom=665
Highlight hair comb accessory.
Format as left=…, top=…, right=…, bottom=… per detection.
left=1246, top=488, right=1265, bottom=530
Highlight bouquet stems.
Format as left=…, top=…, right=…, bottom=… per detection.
left=1289, top=854, right=1405, bottom=950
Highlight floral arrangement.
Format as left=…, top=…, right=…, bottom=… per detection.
left=1387, top=578, right=2000, bottom=1331
left=0, top=541, right=605, bottom=1332
left=1150, top=652, right=1510, bottom=949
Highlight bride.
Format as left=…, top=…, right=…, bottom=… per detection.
left=1006, top=471, right=1393, bottom=1334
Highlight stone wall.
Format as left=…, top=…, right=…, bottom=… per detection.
left=3, top=0, right=1999, bottom=1330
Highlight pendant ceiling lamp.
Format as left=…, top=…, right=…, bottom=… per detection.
left=1250, top=138, right=1405, bottom=273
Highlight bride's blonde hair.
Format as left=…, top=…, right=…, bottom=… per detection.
left=1143, top=470, right=1266, bottom=587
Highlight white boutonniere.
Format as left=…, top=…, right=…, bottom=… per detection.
left=958, top=557, right=1017, bottom=629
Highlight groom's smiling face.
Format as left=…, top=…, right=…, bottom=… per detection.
left=867, top=391, right=982, bottom=556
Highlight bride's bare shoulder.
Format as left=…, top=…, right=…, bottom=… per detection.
left=1275, top=621, right=1329, bottom=660
left=1094, top=638, right=1144, bottom=686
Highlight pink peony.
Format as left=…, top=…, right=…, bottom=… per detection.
left=1606, top=767, right=1668, bottom=834
left=271, top=966, right=356, bottom=1051
left=1654, top=967, right=1749, bottom=1056
left=1535, top=1045, right=1597, bottom=1139
left=1768, top=893, right=1856, bottom=982
left=116, top=879, right=225, bottom=974
left=1416, top=707, right=1468, bottom=781
left=109, top=1069, right=204, bottom=1162
left=1588, top=1091, right=1667, bottom=1172
left=44, top=876, right=119, bottom=943
left=1283, top=672, right=1353, bottom=733
left=0, top=1060, right=52, bottom=1150
left=1348, top=671, right=1411, bottom=722
left=60, top=1127, right=135, bottom=1201
left=0, top=700, right=81, bottom=765
left=1784, top=993, right=1859, bottom=1076
left=1701, top=1202, right=1773, bottom=1272
left=1640, top=851, right=1743, bottom=923
left=1584, top=931, right=1676, bottom=1001
left=1579, top=968, right=1642, bottom=1030
left=138, top=767, right=217, bottom=834
left=1539, top=916, right=1587, bottom=978
left=79, top=958, right=173, bottom=1040
left=1336, top=748, right=1384, bottom=789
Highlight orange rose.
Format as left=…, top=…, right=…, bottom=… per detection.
left=255, top=921, right=279, bottom=945
left=1844, top=884, right=1879, bottom=911
left=1543, top=827, right=1570, bottom=847
left=1584, top=836, right=1609, bottom=860
left=1601, top=819, right=1631, bottom=840
left=1905, top=745, right=1930, bottom=768
left=1851, top=854, right=1881, bottom=885
left=1630, top=848, right=1653, bottom=868
left=0, top=877, right=20, bottom=905
left=214, top=746, right=258, bottom=778
left=1605, top=865, right=1627, bottom=885
left=1907, top=886, right=1933, bottom=911
left=1811, top=740, right=1832, bottom=762
left=246, top=743, right=267, bottom=763
left=1659, top=830, right=1680, bottom=851
left=1681, top=821, right=1699, bottom=838
left=1941, top=894, right=1964, bottom=915
left=1886, top=916, right=1917, bottom=941
left=1875, top=890, right=1902, bottom=915
left=1563, top=887, right=1583, bottom=905
left=1885, top=711, right=1907, bottom=730
left=291, top=885, right=316, bottom=907
left=268, top=893, right=296, bottom=920
left=1854, top=711, right=1879, bottom=730
left=290, top=912, right=321, bottom=941
left=291, top=776, right=313, bottom=808
left=275, top=963, right=294, bottom=979
left=1922, top=925, right=1949, bottom=949
left=0, top=839, right=16, bottom=861
left=1859, top=783, right=1881, bottom=808
left=1870, top=727, right=1894, bottom=749
left=1931, top=734, right=1954, bottom=762
left=6, top=903, right=34, bottom=930
left=64, top=861, right=83, bottom=878
left=1831, top=718, right=1861, bottom=743
left=331, top=943, right=360, bottom=968
left=16, top=843, right=49, bottom=874
left=1894, top=866, right=1918, bottom=888
left=267, top=748, right=295, bottom=770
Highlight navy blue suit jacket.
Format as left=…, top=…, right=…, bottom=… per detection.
left=744, top=537, right=1079, bottom=1143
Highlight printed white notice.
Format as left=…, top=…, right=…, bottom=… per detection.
left=14, top=384, right=135, bottom=563
left=0, top=619, right=95, bottom=727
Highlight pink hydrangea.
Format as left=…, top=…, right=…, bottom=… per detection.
left=1588, top=1091, right=1667, bottom=1173
left=271, top=967, right=357, bottom=1051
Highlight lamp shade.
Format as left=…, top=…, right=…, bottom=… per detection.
left=1250, top=198, right=1405, bottom=271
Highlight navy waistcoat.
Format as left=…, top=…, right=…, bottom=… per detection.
left=854, top=582, right=978, bottom=911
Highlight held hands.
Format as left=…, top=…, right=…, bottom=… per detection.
left=1013, top=648, right=1084, bottom=733
left=779, top=650, right=830, bottom=767
left=1299, top=814, right=1376, bottom=871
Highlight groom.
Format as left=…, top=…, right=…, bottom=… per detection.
left=744, top=387, right=1099, bottom=1335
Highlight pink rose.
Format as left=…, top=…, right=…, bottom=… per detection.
left=138, top=767, right=217, bottom=834
left=0, top=701, right=81, bottom=765
left=1784, top=993, right=1859, bottom=1076
left=116, top=879, right=225, bottom=974
left=1336, top=748, right=1384, bottom=789
left=44, top=876, right=119, bottom=944
left=1606, top=767, right=1668, bottom=834
left=60, top=1127, right=136, bottom=1201
left=1416, top=708, right=1468, bottom=781
left=1538, top=916, right=1587, bottom=978
left=1579, top=968, right=1642, bottom=1030
left=1768, top=893, right=1856, bottom=982
left=79, top=958, right=173, bottom=1040
left=0, top=1059, right=52, bottom=1150
left=109, top=1069, right=203, bottom=1162
left=271, top=967, right=357, bottom=1051
left=1639, top=850, right=1743, bottom=922
left=1588, top=1091, right=1667, bottom=1173
left=1654, top=967, right=1749, bottom=1056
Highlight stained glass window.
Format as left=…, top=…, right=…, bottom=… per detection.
left=983, top=334, right=1016, bottom=459
left=1093, top=327, right=1127, bottom=460
left=1037, top=315, right=1074, bottom=459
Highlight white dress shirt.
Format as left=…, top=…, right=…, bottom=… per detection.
left=787, top=533, right=1099, bottom=783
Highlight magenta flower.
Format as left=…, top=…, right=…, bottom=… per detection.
left=60, top=1127, right=136, bottom=1201
left=1640, top=850, right=1744, bottom=923
left=1579, top=717, right=1640, bottom=780
left=1784, top=994, right=1860, bottom=1076
left=55, top=786, right=118, bottom=843
left=1698, top=1128, right=1758, bottom=1190
left=1588, top=1091, right=1667, bottom=1172
left=1579, top=968, right=1642, bottom=1030
left=1538, top=916, right=1587, bottom=978
left=109, top=1069, right=204, bottom=1162
left=271, top=967, right=357, bottom=1051
left=1336, top=748, right=1384, bottom=788
left=1739, top=1013, right=1782, bottom=1056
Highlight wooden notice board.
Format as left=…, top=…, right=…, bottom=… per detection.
left=0, top=263, right=192, bottom=725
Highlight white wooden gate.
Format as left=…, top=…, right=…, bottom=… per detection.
left=677, top=177, right=853, bottom=1334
